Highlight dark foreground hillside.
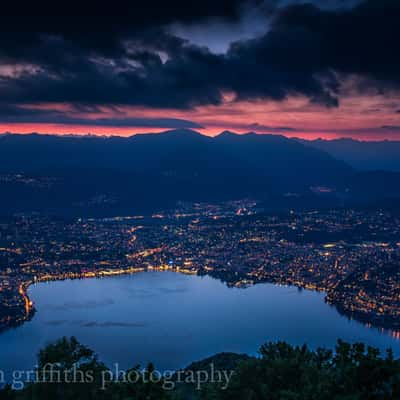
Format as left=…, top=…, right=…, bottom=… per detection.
left=1, top=337, right=399, bottom=400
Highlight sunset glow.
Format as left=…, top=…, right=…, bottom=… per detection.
left=1, top=91, right=400, bottom=140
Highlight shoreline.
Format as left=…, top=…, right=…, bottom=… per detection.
left=1, top=266, right=399, bottom=339
left=0, top=265, right=197, bottom=333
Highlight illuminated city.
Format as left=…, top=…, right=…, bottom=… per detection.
left=1, top=202, right=399, bottom=336
left=1, top=2, right=400, bottom=397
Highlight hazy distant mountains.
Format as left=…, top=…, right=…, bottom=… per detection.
left=299, top=138, right=400, bottom=172
left=1, top=130, right=400, bottom=216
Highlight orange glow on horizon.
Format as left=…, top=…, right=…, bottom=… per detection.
left=2, top=123, right=399, bottom=141
left=1, top=93, right=399, bottom=141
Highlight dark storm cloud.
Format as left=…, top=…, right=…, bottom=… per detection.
left=0, top=1, right=257, bottom=57
left=264, top=0, right=362, bottom=11
left=0, top=0, right=399, bottom=111
left=0, top=35, right=227, bottom=109
left=223, top=0, right=400, bottom=106
left=0, top=105, right=203, bottom=128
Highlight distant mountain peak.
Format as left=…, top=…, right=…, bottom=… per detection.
left=158, top=129, right=204, bottom=138
left=215, top=130, right=239, bottom=138
left=130, top=129, right=210, bottom=144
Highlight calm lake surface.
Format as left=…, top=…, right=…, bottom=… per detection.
left=0, top=271, right=399, bottom=379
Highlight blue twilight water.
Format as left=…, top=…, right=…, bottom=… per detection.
left=0, top=271, right=399, bottom=379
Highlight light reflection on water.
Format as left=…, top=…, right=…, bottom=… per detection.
left=0, top=271, right=398, bottom=380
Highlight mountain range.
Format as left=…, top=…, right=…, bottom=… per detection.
left=1, top=130, right=400, bottom=216
left=299, top=138, right=400, bottom=172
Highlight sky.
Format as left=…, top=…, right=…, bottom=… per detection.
left=0, top=0, right=399, bottom=140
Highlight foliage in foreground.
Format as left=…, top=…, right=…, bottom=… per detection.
left=0, top=337, right=399, bottom=400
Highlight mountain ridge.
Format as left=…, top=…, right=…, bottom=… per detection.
left=1, top=129, right=400, bottom=216
left=296, top=137, right=400, bottom=172
left=0, top=129, right=350, bottom=176
left=2, top=129, right=400, bottom=173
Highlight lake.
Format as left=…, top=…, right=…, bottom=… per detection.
left=0, top=271, right=398, bottom=380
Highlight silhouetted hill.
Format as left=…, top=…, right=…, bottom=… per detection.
left=0, top=130, right=399, bottom=216
left=0, top=130, right=350, bottom=182
left=2, top=338, right=399, bottom=399
left=214, top=132, right=350, bottom=183
left=299, top=138, right=400, bottom=172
